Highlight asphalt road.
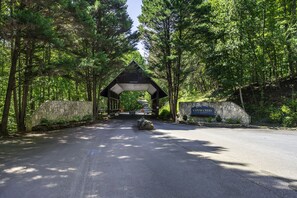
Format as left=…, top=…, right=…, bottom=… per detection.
left=0, top=118, right=297, bottom=198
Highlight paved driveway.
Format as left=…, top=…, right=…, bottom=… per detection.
left=0, top=119, right=297, bottom=198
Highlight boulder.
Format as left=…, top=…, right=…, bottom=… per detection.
left=137, top=117, right=154, bottom=130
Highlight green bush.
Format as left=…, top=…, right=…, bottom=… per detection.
left=55, top=119, right=67, bottom=125
left=216, top=115, right=222, bottom=122
left=187, top=116, right=195, bottom=124
left=72, top=116, right=81, bottom=122
left=226, top=118, right=240, bottom=124
left=269, top=98, right=297, bottom=127
left=206, top=117, right=213, bottom=123
left=159, top=109, right=171, bottom=120
left=82, top=114, right=93, bottom=121
left=40, top=118, right=51, bottom=126
left=283, top=116, right=295, bottom=127
left=269, top=110, right=282, bottom=123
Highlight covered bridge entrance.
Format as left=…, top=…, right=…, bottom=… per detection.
left=100, top=61, right=167, bottom=116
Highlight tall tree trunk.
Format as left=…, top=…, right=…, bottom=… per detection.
left=239, top=86, right=245, bottom=110
left=86, top=69, right=92, bottom=101
left=13, top=83, right=20, bottom=128
left=0, top=33, right=21, bottom=136
left=163, top=18, right=175, bottom=120
left=172, top=27, right=183, bottom=122
left=75, top=81, right=79, bottom=101
left=30, top=85, right=34, bottom=112
left=291, top=0, right=296, bottom=74
left=92, top=71, right=97, bottom=120
left=284, top=0, right=295, bottom=76
left=97, top=82, right=102, bottom=113
left=47, top=77, right=51, bottom=99
left=238, top=8, right=245, bottom=110
left=260, top=4, right=266, bottom=107
left=19, top=40, right=34, bottom=132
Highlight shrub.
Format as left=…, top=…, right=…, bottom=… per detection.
left=269, top=110, right=282, bottom=124
left=187, top=116, right=195, bottom=124
left=269, top=98, right=297, bottom=127
left=206, top=117, right=213, bottom=123
left=226, top=118, right=240, bottom=124
left=283, top=116, right=295, bottom=127
left=216, top=115, right=222, bottom=122
left=281, top=105, right=291, bottom=114
left=40, top=118, right=51, bottom=126
left=55, top=119, right=67, bottom=125
left=82, top=114, right=93, bottom=121
left=72, top=116, right=81, bottom=122
left=159, top=109, right=171, bottom=120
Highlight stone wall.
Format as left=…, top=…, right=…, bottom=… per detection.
left=179, top=102, right=251, bottom=125
left=30, top=101, right=93, bottom=127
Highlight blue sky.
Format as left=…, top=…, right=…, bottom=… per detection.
left=126, top=0, right=145, bottom=56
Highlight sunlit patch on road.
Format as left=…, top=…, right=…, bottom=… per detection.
left=4, top=166, right=38, bottom=174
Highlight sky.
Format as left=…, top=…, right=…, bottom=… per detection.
left=126, top=0, right=145, bottom=56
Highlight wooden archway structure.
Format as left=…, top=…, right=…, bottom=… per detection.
left=100, top=61, right=167, bottom=116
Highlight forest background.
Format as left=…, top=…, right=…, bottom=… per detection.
left=0, top=0, right=296, bottom=136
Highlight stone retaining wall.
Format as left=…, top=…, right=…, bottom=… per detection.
left=30, top=101, right=93, bottom=128
left=179, top=102, right=251, bottom=125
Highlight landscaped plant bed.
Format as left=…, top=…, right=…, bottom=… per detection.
left=32, top=120, right=94, bottom=132
left=200, top=122, right=256, bottom=129
left=179, top=120, right=257, bottom=129
left=262, top=126, right=297, bottom=131
left=180, top=120, right=297, bottom=130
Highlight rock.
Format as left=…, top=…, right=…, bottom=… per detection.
left=137, top=117, right=145, bottom=127
left=289, top=182, right=297, bottom=191
left=137, top=117, right=154, bottom=130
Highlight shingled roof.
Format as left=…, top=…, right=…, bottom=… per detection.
left=100, top=61, right=167, bottom=98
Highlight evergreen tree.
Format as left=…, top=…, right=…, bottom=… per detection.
left=140, top=0, right=210, bottom=120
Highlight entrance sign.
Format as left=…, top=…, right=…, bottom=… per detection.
left=191, top=106, right=215, bottom=117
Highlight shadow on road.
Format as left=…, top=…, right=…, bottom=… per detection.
left=0, top=118, right=296, bottom=198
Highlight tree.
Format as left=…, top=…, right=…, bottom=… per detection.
left=87, top=0, right=137, bottom=119
left=139, top=0, right=210, bottom=120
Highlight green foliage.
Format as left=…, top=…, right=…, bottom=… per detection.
left=139, top=0, right=210, bottom=121
left=1, top=0, right=297, bottom=134
left=56, top=119, right=68, bottom=125
left=283, top=116, right=296, bottom=128
left=206, top=117, right=213, bottom=123
left=123, top=51, right=146, bottom=67
left=40, top=118, right=51, bottom=126
left=82, top=115, right=93, bottom=121
left=159, top=109, right=171, bottom=120
left=0, top=0, right=136, bottom=135
left=269, top=98, right=297, bottom=127
left=40, top=118, right=67, bottom=126
left=187, top=116, right=196, bottom=124
left=120, top=91, right=144, bottom=111
left=72, top=116, right=81, bottom=122
left=216, top=115, right=222, bottom=122
left=226, top=118, right=241, bottom=124
left=269, top=111, right=282, bottom=123
left=39, top=114, right=92, bottom=127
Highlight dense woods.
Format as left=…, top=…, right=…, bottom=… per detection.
left=140, top=0, right=297, bottom=123
left=1, top=0, right=297, bottom=135
left=0, top=0, right=136, bottom=136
